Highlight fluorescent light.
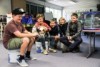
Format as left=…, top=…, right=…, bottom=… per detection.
left=71, top=0, right=78, bottom=3
left=68, top=1, right=76, bottom=5
left=53, top=0, right=58, bottom=1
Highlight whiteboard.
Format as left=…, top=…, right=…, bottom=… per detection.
left=44, top=12, right=53, bottom=21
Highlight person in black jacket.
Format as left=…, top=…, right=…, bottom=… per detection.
left=59, top=17, right=68, bottom=37
left=60, top=13, right=82, bottom=53
left=49, top=19, right=59, bottom=52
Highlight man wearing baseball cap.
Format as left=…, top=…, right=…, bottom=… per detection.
left=3, top=8, right=38, bottom=67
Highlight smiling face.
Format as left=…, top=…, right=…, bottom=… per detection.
left=71, top=13, right=78, bottom=23
left=36, top=14, right=44, bottom=24
left=50, top=21, right=56, bottom=28
left=12, top=14, right=23, bottom=23
left=59, top=17, right=66, bottom=25
left=37, top=17, right=44, bottom=24
left=71, top=16, right=78, bottom=23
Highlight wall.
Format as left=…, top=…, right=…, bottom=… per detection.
left=63, top=6, right=97, bottom=21
left=0, top=0, right=26, bottom=15
left=0, top=0, right=11, bottom=15
left=63, top=0, right=100, bottom=20
left=12, top=0, right=26, bottom=11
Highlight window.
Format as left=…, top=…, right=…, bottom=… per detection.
left=26, top=4, right=30, bottom=13
left=45, top=7, right=62, bottom=22
left=26, top=2, right=44, bottom=18
left=37, top=6, right=44, bottom=14
left=45, top=7, right=50, bottom=12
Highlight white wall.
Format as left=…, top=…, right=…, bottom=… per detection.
left=63, top=6, right=97, bottom=21
left=63, top=0, right=99, bottom=21
left=0, top=0, right=11, bottom=15
left=64, top=6, right=97, bottom=13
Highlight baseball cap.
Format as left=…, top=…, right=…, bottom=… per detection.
left=12, top=8, right=25, bottom=15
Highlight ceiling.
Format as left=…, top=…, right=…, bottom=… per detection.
left=46, top=0, right=100, bottom=7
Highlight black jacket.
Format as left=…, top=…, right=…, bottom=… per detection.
left=49, top=26, right=59, bottom=36
left=59, top=23, right=68, bottom=36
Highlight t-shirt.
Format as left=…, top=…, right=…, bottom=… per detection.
left=3, top=20, right=25, bottom=49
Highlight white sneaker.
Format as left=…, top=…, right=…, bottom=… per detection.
left=32, top=57, right=37, bottom=60
left=17, top=59, right=28, bottom=67
left=43, top=50, right=48, bottom=55
left=49, top=48, right=57, bottom=53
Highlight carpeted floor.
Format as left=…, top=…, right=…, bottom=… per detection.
left=0, top=35, right=100, bottom=67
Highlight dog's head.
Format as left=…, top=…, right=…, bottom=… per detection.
left=39, top=26, right=47, bottom=31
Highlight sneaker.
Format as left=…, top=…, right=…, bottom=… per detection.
left=49, top=48, right=57, bottom=53
left=71, top=48, right=81, bottom=53
left=62, top=50, right=69, bottom=53
left=31, top=57, right=37, bottom=60
left=43, top=50, right=48, bottom=55
left=25, top=56, right=37, bottom=61
left=17, top=58, right=28, bottom=67
left=25, top=56, right=32, bottom=60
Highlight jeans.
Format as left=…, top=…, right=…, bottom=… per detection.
left=37, top=36, right=48, bottom=50
left=60, top=36, right=82, bottom=51
left=49, top=37, right=58, bottom=49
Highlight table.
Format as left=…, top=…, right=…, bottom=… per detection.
left=82, top=29, right=100, bottom=58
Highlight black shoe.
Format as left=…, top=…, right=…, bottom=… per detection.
left=71, top=48, right=80, bottom=53
left=17, top=58, right=28, bottom=67
left=62, top=50, right=68, bottom=53
left=25, top=56, right=32, bottom=60
left=62, top=48, right=70, bottom=53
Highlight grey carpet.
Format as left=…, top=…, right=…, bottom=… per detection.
left=0, top=35, right=100, bottom=67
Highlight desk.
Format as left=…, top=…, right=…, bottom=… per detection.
left=82, top=29, right=100, bottom=58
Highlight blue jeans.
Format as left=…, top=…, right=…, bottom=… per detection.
left=49, top=37, right=58, bottom=49
left=36, top=36, right=48, bottom=50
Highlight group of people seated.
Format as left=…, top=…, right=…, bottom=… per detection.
left=33, top=13, right=82, bottom=54
left=3, top=8, right=82, bottom=66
